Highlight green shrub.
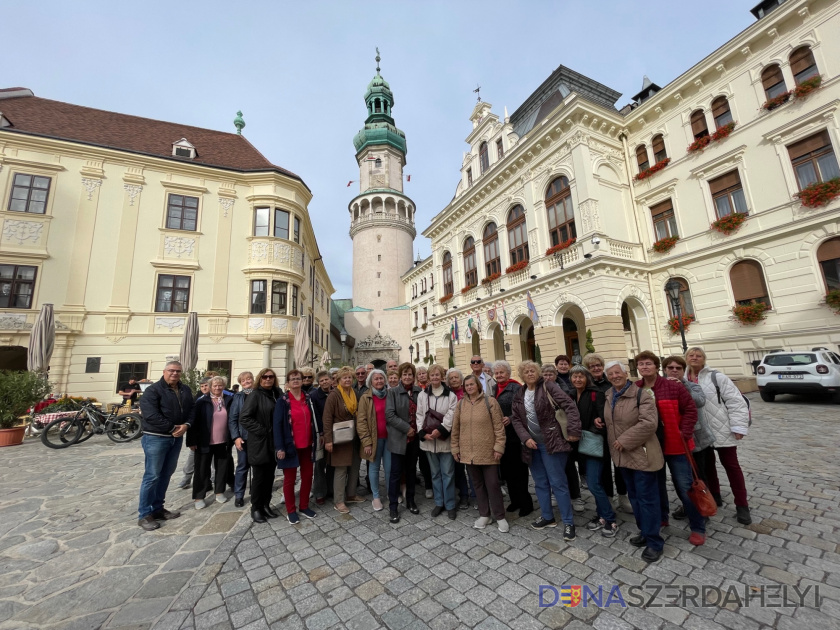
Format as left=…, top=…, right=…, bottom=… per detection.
left=0, top=371, right=52, bottom=429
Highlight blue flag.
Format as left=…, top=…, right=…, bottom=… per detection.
left=526, top=291, right=540, bottom=325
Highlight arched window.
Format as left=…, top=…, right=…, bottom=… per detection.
left=730, top=260, right=771, bottom=307
left=507, top=206, right=529, bottom=266
left=817, top=238, right=840, bottom=291
left=652, top=135, right=667, bottom=163
left=711, top=96, right=733, bottom=129
left=636, top=145, right=650, bottom=172
left=442, top=252, right=453, bottom=296
left=374, top=158, right=382, bottom=168
left=463, top=237, right=477, bottom=287
left=790, top=46, right=819, bottom=85
left=690, top=110, right=709, bottom=139
left=374, top=98, right=381, bottom=113
left=665, top=277, right=695, bottom=318
left=545, top=176, right=576, bottom=246
left=761, top=64, right=787, bottom=99
left=479, top=142, right=490, bottom=174
left=483, top=223, right=500, bottom=276
left=424, top=340, right=430, bottom=359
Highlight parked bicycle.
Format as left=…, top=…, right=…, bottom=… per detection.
left=41, top=400, right=142, bottom=449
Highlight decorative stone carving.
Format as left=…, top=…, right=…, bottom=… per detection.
left=219, top=197, right=234, bottom=218
left=155, top=317, right=186, bottom=331
left=579, top=200, right=601, bottom=233
left=249, top=318, right=265, bottom=331
left=273, top=242, right=291, bottom=263
left=164, top=236, right=196, bottom=258
left=0, top=313, right=28, bottom=329
left=356, top=332, right=401, bottom=349
left=81, top=177, right=102, bottom=200
left=123, top=184, right=142, bottom=206
left=2, top=220, right=43, bottom=245
left=294, top=249, right=304, bottom=270
left=271, top=318, right=288, bottom=332
left=251, top=241, right=269, bottom=263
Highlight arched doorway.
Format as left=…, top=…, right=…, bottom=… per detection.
left=563, top=318, right=580, bottom=361
left=371, top=359, right=386, bottom=369
left=621, top=298, right=653, bottom=377
left=490, top=323, right=505, bottom=361
left=470, top=333, right=480, bottom=357
left=519, top=319, right=535, bottom=361
left=0, top=346, right=27, bottom=371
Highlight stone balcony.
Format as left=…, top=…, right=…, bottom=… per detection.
left=245, top=238, right=305, bottom=277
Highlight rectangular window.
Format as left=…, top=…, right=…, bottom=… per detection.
left=207, top=360, right=232, bottom=377
left=254, top=207, right=270, bottom=236
left=85, top=357, right=101, bottom=373
left=467, top=168, right=473, bottom=186
left=292, top=285, right=298, bottom=316
left=315, top=323, right=320, bottom=346
left=496, top=139, right=504, bottom=160
left=414, top=311, right=418, bottom=326
left=8, top=173, right=50, bottom=214
left=650, top=200, right=678, bottom=241
left=430, top=274, right=433, bottom=289
left=154, top=274, right=191, bottom=312
left=271, top=280, right=288, bottom=314
left=166, top=194, right=199, bottom=231
left=788, top=130, right=840, bottom=190
left=274, top=209, right=290, bottom=239
left=0, top=264, right=37, bottom=309
left=710, top=170, right=748, bottom=219
left=310, top=265, right=314, bottom=287
left=250, top=279, right=267, bottom=314
left=118, top=362, right=148, bottom=388
left=423, top=307, right=427, bottom=324
left=293, top=217, right=301, bottom=243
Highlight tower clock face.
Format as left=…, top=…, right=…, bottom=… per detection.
left=372, top=174, right=386, bottom=188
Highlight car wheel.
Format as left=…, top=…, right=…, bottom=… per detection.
left=759, top=390, right=775, bottom=403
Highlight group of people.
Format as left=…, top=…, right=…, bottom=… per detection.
left=135, top=346, right=752, bottom=564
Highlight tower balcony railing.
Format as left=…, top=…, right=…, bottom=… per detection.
left=349, top=212, right=416, bottom=237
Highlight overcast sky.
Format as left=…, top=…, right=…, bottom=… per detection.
left=4, top=0, right=757, bottom=298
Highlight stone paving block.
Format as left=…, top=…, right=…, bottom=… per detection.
left=294, top=593, right=327, bottom=617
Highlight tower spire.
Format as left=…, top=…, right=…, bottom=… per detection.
left=375, top=47, right=381, bottom=75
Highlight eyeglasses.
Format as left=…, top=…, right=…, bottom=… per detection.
left=165, top=369, right=182, bottom=374
left=303, top=376, right=313, bottom=380
left=356, top=372, right=366, bottom=376
left=261, top=375, right=276, bottom=380
left=665, top=365, right=683, bottom=371
left=470, top=360, right=483, bottom=365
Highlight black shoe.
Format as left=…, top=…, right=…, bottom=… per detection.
left=531, top=517, right=557, bottom=530
left=447, top=509, right=457, bottom=520
left=563, top=524, right=576, bottom=542
left=234, top=497, right=244, bottom=508
left=407, top=501, right=420, bottom=515
left=138, top=515, right=160, bottom=531
left=629, top=534, right=647, bottom=548
left=672, top=505, right=686, bottom=520
left=519, top=506, right=534, bottom=518
left=736, top=506, right=752, bottom=525
left=251, top=509, right=266, bottom=523
left=713, top=493, right=723, bottom=507
left=261, top=507, right=278, bottom=519
left=459, top=497, right=470, bottom=510
left=506, top=504, right=519, bottom=513
left=389, top=510, right=400, bottom=524
left=431, top=506, right=445, bottom=518
left=151, top=508, right=181, bottom=520
left=641, top=547, right=662, bottom=563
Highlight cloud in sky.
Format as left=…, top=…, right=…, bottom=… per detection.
left=3, top=0, right=755, bottom=297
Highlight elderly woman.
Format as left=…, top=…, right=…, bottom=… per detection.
left=447, top=368, right=471, bottom=508
left=413, top=365, right=434, bottom=499
left=385, top=363, right=422, bottom=523
left=492, top=360, right=533, bottom=517
left=357, top=369, right=390, bottom=511
left=603, top=361, right=664, bottom=563
left=686, top=347, right=752, bottom=525
left=273, top=369, right=321, bottom=524
left=452, top=375, right=508, bottom=532
left=416, top=366, right=430, bottom=389
left=483, top=362, right=494, bottom=379
left=511, top=360, right=581, bottom=541
left=187, top=376, right=234, bottom=510
left=323, top=366, right=363, bottom=514
left=416, top=364, right=458, bottom=519
left=386, top=370, right=400, bottom=389
left=542, top=363, right=583, bottom=513
left=228, top=371, right=254, bottom=508
left=240, top=368, right=281, bottom=523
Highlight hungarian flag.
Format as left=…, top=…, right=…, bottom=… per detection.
left=466, top=317, right=473, bottom=340
left=501, top=301, right=508, bottom=328
left=406, top=174, right=411, bottom=181
left=366, top=154, right=377, bottom=161
left=346, top=181, right=354, bottom=187
left=454, top=317, right=459, bottom=343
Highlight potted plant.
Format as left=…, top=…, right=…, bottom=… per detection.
left=793, top=75, right=822, bottom=99
left=795, top=178, right=840, bottom=209
left=481, top=272, right=501, bottom=285
left=687, top=135, right=712, bottom=153
left=461, top=283, right=477, bottom=294
left=0, top=371, right=52, bottom=446
left=652, top=236, right=680, bottom=253
left=635, top=158, right=671, bottom=181
left=825, top=289, right=840, bottom=314
left=711, top=212, right=748, bottom=235
left=732, top=301, right=770, bottom=325
left=505, top=260, right=529, bottom=274
left=412, top=326, right=418, bottom=332
left=761, top=91, right=792, bottom=111
left=667, top=314, right=695, bottom=335
left=421, top=323, right=428, bottom=330
left=711, top=121, right=736, bottom=142
left=439, top=293, right=453, bottom=304
left=545, top=237, right=577, bottom=256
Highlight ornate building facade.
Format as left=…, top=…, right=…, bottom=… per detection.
left=0, top=88, right=334, bottom=399
left=411, top=0, right=840, bottom=379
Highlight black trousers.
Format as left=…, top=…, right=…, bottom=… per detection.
left=500, top=426, right=533, bottom=511
left=564, top=442, right=581, bottom=500
left=250, top=463, right=276, bottom=509
left=418, top=448, right=432, bottom=488
left=388, top=437, right=419, bottom=512
left=193, top=444, right=231, bottom=500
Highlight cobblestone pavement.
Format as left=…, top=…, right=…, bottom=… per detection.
left=0, top=394, right=839, bottom=630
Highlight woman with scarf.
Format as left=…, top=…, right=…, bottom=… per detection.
left=492, top=360, right=533, bottom=517
left=385, top=363, right=422, bottom=523
left=447, top=369, right=472, bottom=509
left=357, top=369, right=390, bottom=511
left=323, top=366, right=363, bottom=514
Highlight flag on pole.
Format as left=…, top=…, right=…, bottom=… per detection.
left=466, top=317, right=474, bottom=340
left=450, top=322, right=455, bottom=341
left=454, top=317, right=460, bottom=343
left=346, top=181, right=354, bottom=187
left=487, top=305, right=496, bottom=321
left=501, top=301, right=508, bottom=328
left=475, top=312, right=482, bottom=335
left=526, top=291, right=540, bottom=325
left=406, top=174, right=411, bottom=181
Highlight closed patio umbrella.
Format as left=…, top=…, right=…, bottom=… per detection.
left=179, top=312, right=199, bottom=371
left=293, top=317, right=309, bottom=367
left=319, top=351, right=331, bottom=370
left=27, top=303, right=54, bottom=374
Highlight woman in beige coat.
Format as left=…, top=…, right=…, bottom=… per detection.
left=323, top=366, right=363, bottom=514
left=451, top=375, right=508, bottom=532
left=602, top=361, right=664, bottom=563
left=356, top=369, right=389, bottom=511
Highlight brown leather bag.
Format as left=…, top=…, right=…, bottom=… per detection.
left=682, top=435, right=717, bottom=517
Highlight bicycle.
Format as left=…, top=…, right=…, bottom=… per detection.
left=41, top=400, right=142, bottom=449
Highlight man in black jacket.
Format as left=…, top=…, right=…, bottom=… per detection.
left=137, top=361, right=194, bottom=531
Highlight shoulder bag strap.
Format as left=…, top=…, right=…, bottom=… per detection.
left=543, top=382, right=559, bottom=411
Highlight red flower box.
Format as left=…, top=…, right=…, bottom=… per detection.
left=461, top=284, right=476, bottom=294
left=667, top=314, right=695, bottom=335
left=635, top=158, right=670, bottom=181
left=687, top=135, right=712, bottom=153
left=711, top=121, right=736, bottom=142
left=439, top=293, right=453, bottom=304
left=732, top=301, right=769, bottom=325
left=711, top=212, right=748, bottom=235
left=761, top=91, right=792, bottom=111
left=481, top=272, right=501, bottom=285
left=652, top=236, right=679, bottom=253
left=793, top=75, right=822, bottom=99
left=505, top=261, right=529, bottom=274
left=545, top=237, right=577, bottom=256
left=825, top=290, right=840, bottom=314
left=795, top=178, right=840, bottom=209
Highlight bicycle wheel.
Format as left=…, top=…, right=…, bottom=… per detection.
left=74, top=412, right=96, bottom=444
left=106, top=414, right=142, bottom=443
left=41, top=417, right=84, bottom=449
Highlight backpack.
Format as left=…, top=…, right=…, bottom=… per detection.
left=710, top=370, right=752, bottom=427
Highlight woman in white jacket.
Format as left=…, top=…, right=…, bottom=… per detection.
left=415, top=364, right=459, bottom=520
left=686, top=347, right=752, bottom=525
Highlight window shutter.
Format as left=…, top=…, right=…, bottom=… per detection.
left=711, top=97, right=730, bottom=120
left=789, top=47, right=816, bottom=76
left=817, top=238, right=840, bottom=262
left=650, top=199, right=673, bottom=217
left=636, top=145, right=649, bottom=168
left=652, top=135, right=665, bottom=157
left=730, top=261, right=767, bottom=302
left=690, top=110, right=708, bottom=137
left=787, top=130, right=831, bottom=161
left=761, top=65, right=784, bottom=90
left=709, top=170, right=742, bottom=195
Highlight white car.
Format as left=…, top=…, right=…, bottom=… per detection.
left=756, top=348, right=840, bottom=402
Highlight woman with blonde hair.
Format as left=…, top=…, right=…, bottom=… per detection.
left=356, top=369, right=390, bottom=510
left=323, top=366, right=363, bottom=514
left=187, top=376, right=234, bottom=510
left=229, top=371, right=255, bottom=508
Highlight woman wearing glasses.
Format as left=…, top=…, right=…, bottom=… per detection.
left=239, top=368, right=282, bottom=523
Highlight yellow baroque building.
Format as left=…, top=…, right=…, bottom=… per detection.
left=410, top=0, right=840, bottom=381
left=0, top=88, right=334, bottom=400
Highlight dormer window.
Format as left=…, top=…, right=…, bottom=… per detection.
left=172, top=138, right=196, bottom=159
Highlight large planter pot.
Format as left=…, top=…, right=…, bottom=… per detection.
left=0, top=426, right=26, bottom=447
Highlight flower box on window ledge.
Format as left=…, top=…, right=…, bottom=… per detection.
left=635, top=158, right=670, bottom=181
left=731, top=301, right=769, bottom=325
left=667, top=314, right=695, bottom=335
left=710, top=212, right=748, bottom=235
left=481, top=272, right=501, bottom=286
left=761, top=76, right=823, bottom=112
left=688, top=122, right=738, bottom=154
left=825, top=290, right=840, bottom=314
left=461, top=284, right=477, bottom=294
left=545, top=237, right=577, bottom=256
left=439, top=293, right=453, bottom=304
left=505, top=261, right=529, bottom=274
left=651, top=236, right=679, bottom=253
left=687, top=135, right=712, bottom=153
left=795, top=178, right=840, bottom=209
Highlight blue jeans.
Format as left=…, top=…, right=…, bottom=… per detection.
left=658, top=454, right=706, bottom=534
left=138, top=434, right=182, bottom=519
left=585, top=457, right=615, bottom=523
left=426, top=451, right=456, bottom=510
left=233, top=445, right=248, bottom=499
left=529, top=445, right=573, bottom=524
left=621, top=467, right=664, bottom=552
left=370, top=438, right=391, bottom=500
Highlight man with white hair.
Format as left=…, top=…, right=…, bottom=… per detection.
left=470, top=355, right=496, bottom=392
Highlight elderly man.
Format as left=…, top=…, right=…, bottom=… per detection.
left=470, top=355, right=496, bottom=392
left=138, top=361, right=194, bottom=531
left=354, top=365, right=369, bottom=397
left=365, top=363, right=375, bottom=375
left=386, top=359, right=399, bottom=373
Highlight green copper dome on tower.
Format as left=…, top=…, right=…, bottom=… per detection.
left=353, top=48, right=407, bottom=158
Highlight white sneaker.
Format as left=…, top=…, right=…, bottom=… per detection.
left=474, top=516, right=491, bottom=529
left=425, top=489, right=433, bottom=499
left=573, top=498, right=585, bottom=513
left=195, top=500, right=206, bottom=510
left=372, top=498, right=383, bottom=511
left=497, top=519, right=510, bottom=533
left=215, top=494, right=229, bottom=504
left=500, top=486, right=508, bottom=497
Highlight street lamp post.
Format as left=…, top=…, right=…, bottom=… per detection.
left=665, top=279, right=688, bottom=354
left=408, top=344, right=414, bottom=363
left=340, top=329, right=347, bottom=365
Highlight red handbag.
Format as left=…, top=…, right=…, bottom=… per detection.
left=682, top=435, right=717, bottom=518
